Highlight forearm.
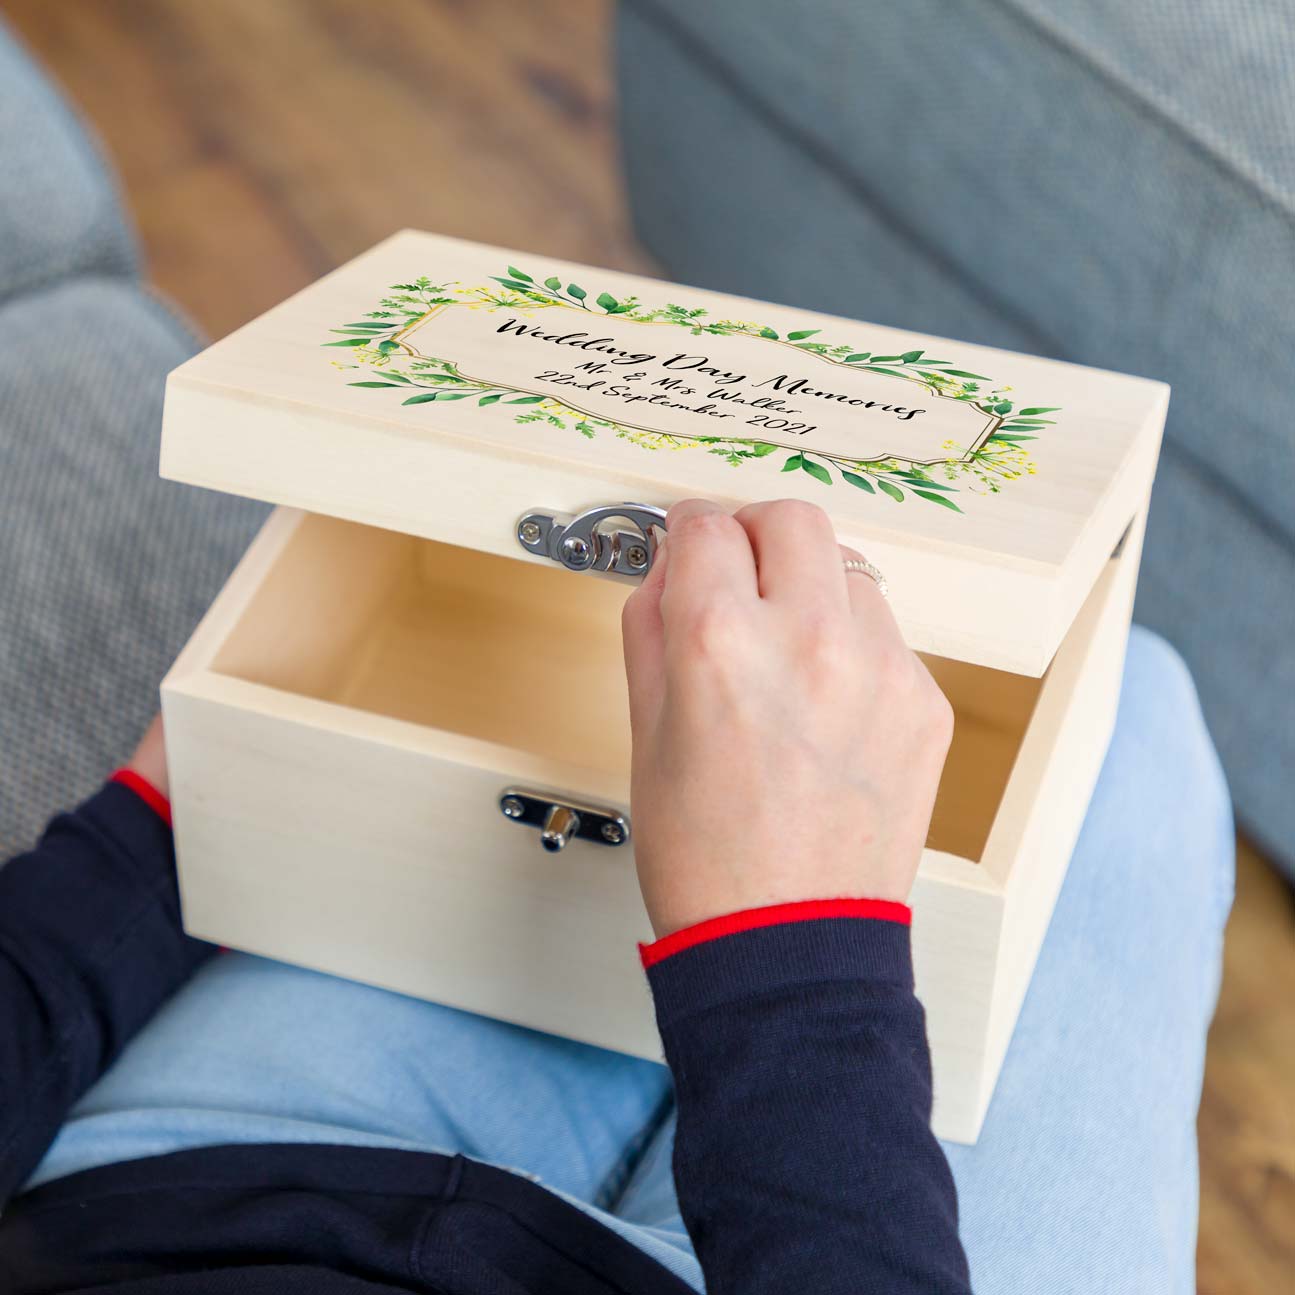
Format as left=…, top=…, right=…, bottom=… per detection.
left=0, top=778, right=213, bottom=1201
left=645, top=905, right=971, bottom=1295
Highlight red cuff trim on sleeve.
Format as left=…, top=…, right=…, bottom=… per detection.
left=109, top=768, right=173, bottom=829
left=639, top=897, right=911, bottom=969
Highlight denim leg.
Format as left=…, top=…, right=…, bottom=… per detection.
left=942, top=626, right=1233, bottom=1293
left=26, top=952, right=701, bottom=1280
left=27, top=954, right=673, bottom=1209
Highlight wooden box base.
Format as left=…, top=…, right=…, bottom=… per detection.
left=163, top=505, right=1143, bottom=1143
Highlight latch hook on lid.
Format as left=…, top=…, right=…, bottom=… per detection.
left=516, top=503, right=667, bottom=577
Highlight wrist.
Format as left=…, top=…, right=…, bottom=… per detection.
left=643, top=900, right=916, bottom=1035
left=641, top=869, right=917, bottom=944
left=640, top=896, right=911, bottom=969
left=124, top=715, right=170, bottom=800
left=109, top=767, right=172, bottom=827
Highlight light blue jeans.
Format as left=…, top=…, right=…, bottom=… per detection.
left=28, top=627, right=1233, bottom=1294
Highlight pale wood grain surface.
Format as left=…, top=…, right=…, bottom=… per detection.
left=159, top=227, right=1163, bottom=674
left=7, top=0, right=1292, bottom=1286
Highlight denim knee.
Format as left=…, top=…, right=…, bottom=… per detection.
left=1122, top=625, right=1235, bottom=925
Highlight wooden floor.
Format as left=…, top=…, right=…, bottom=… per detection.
left=8, top=2, right=1294, bottom=1290
left=1198, top=840, right=1295, bottom=1291
left=6, top=0, right=652, bottom=341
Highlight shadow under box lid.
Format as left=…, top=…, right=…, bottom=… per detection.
left=160, top=229, right=1168, bottom=677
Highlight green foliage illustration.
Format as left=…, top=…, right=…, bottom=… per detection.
left=325, top=269, right=1062, bottom=511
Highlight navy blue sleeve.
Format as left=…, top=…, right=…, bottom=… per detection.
left=0, top=783, right=214, bottom=1202
left=647, top=917, right=972, bottom=1295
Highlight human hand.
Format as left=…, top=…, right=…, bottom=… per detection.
left=126, top=714, right=170, bottom=800
left=621, top=498, right=953, bottom=939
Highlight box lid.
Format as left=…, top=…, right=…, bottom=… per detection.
left=160, top=230, right=1167, bottom=676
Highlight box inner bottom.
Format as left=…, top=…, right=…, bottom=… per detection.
left=211, top=514, right=1043, bottom=863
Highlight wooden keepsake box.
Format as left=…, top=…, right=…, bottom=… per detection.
left=159, top=231, right=1166, bottom=1143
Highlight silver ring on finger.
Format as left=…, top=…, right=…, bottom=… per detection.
left=843, top=557, right=889, bottom=599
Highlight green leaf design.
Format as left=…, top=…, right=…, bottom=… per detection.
left=913, top=489, right=963, bottom=512
left=801, top=457, right=833, bottom=485
left=402, top=391, right=472, bottom=405
left=331, top=265, right=1064, bottom=516
left=491, top=277, right=540, bottom=295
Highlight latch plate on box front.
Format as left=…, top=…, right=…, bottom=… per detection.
left=516, top=503, right=667, bottom=576
left=499, top=787, right=631, bottom=854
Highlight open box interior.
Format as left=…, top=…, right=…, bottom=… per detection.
left=210, top=513, right=1045, bottom=864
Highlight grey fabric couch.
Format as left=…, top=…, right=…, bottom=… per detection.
left=616, top=0, right=1295, bottom=871
left=0, top=20, right=266, bottom=858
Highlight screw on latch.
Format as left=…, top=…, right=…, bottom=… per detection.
left=601, top=821, right=625, bottom=844
left=623, top=544, right=649, bottom=572
left=518, top=519, right=542, bottom=545
left=501, top=796, right=525, bottom=819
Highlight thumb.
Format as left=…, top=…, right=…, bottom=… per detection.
left=620, top=537, right=668, bottom=735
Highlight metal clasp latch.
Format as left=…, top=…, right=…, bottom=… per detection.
left=516, top=503, right=667, bottom=577
left=499, top=787, right=630, bottom=854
